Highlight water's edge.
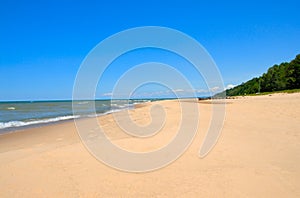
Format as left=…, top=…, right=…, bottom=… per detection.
left=0, top=100, right=157, bottom=135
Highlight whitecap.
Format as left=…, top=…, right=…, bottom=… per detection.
left=7, top=107, right=16, bottom=110
left=0, top=115, right=80, bottom=130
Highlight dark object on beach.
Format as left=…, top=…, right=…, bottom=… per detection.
left=198, top=97, right=212, bottom=101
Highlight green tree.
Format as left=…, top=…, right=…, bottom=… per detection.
left=218, top=54, right=300, bottom=96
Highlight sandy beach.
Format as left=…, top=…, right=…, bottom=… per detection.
left=0, top=93, right=299, bottom=197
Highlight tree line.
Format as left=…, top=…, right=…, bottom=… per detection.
left=218, top=54, right=300, bottom=96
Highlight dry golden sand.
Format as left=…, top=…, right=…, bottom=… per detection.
left=0, top=93, right=299, bottom=197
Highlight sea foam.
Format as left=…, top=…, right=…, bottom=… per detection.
left=0, top=115, right=80, bottom=130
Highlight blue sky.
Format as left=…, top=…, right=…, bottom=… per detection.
left=0, top=0, right=299, bottom=100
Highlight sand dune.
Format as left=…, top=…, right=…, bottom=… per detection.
left=0, top=93, right=299, bottom=197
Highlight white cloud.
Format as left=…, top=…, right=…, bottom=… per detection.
left=103, top=92, right=112, bottom=96
left=225, top=84, right=236, bottom=90
left=209, top=86, right=221, bottom=92
left=195, top=89, right=208, bottom=93
left=172, top=89, right=184, bottom=92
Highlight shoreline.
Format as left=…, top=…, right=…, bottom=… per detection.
left=2, top=92, right=293, bottom=134
left=0, top=98, right=179, bottom=137
left=0, top=99, right=158, bottom=135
